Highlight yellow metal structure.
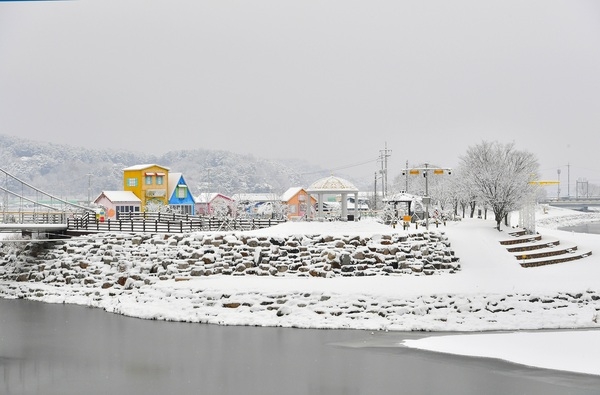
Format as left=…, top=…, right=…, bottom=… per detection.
left=529, top=180, right=560, bottom=186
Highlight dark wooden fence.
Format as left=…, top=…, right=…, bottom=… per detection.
left=67, top=212, right=286, bottom=233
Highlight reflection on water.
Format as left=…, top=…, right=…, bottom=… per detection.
left=1, top=299, right=600, bottom=395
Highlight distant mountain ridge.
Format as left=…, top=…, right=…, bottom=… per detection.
left=0, top=134, right=365, bottom=201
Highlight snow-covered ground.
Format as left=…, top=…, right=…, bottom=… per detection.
left=403, top=329, right=600, bottom=376
left=1, top=205, right=600, bottom=376
left=402, top=206, right=600, bottom=377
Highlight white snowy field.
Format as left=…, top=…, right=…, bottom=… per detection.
left=403, top=329, right=600, bottom=376
left=401, top=207, right=600, bottom=377
left=2, top=205, right=600, bottom=376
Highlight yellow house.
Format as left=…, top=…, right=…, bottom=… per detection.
left=123, top=164, right=170, bottom=211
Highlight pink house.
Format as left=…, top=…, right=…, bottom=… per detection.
left=195, top=193, right=235, bottom=217
left=93, top=191, right=141, bottom=220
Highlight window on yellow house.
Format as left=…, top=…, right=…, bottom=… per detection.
left=145, top=176, right=153, bottom=185
left=127, top=178, right=138, bottom=187
left=156, top=175, right=164, bottom=185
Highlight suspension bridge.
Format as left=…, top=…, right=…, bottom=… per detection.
left=0, top=167, right=95, bottom=236
left=0, top=167, right=285, bottom=237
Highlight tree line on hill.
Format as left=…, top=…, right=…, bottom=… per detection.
left=2, top=135, right=565, bottom=231
left=0, top=134, right=364, bottom=203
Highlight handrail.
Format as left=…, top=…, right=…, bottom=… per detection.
left=1, top=211, right=69, bottom=224
left=0, top=167, right=95, bottom=213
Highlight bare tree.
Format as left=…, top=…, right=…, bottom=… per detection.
left=461, top=141, right=538, bottom=231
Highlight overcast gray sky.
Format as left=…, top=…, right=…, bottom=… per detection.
left=1, top=1, right=599, bottom=193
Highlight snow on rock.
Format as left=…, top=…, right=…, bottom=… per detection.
left=1, top=212, right=600, bottom=333
left=0, top=229, right=458, bottom=286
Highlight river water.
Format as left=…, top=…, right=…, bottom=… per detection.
left=1, top=299, right=600, bottom=395
left=559, top=221, right=600, bottom=235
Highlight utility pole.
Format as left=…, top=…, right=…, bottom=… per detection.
left=379, top=143, right=392, bottom=198
left=87, top=173, right=92, bottom=204
left=380, top=159, right=385, bottom=200
left=373, top=172, right=378, bottom=210
left=384, top=142, right=390, bottom=197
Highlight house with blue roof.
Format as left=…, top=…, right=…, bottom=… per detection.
left=167, top=173, right=196, bottom=215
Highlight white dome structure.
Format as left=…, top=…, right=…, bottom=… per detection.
left=307, top=175, right=360, bottom=221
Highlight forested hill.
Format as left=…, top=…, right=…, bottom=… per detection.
left=0, top=134, right=349, bottom=201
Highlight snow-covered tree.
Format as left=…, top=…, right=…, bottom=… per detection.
left=460, top=141, right=538, bottom=231
left=447, top=167, right=480, bottom=218
left=444, top=168, right=467, bottom=217
left=428, top=170, right=454, bottom=212
left=211, top=199, right=232, bottom=218
left=144, top=199, right=171, bottom=213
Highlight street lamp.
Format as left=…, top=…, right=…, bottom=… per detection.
left=401, top=163, right=452, bottom=230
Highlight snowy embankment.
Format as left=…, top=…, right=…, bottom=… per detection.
left=1, top=206, right=600, bottom=375
left=0, top=207, right=599, bottom=331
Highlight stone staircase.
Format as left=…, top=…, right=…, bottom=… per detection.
left=500, top=229, right=592, bottom=268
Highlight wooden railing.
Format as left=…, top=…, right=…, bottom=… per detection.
left=117, top=211, right=198, bottom=222
left=67, top=213, right=286, bottom=234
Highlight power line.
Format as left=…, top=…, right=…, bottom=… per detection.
left=300, top=157, right=379, bottom=176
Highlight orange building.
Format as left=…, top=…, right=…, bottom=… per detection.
left=281, top=187, right=316, bottom=220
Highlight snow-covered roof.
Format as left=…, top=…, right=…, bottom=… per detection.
left=167, top=172, right=183, bottom=197
left=384, top=192, right=421, bottom=202
left=94, top=191, right=141, bottom=204
left=122, top=164, right=170, bottom=171
left=306, top=175, right=358, bottom=193
left=232, top=193, right=280, bottom=202
left=281, top=187, right=306, bottom=202
left=195, top=193, right=232, bottom=204
left=346, top=197, right=370, bottom=210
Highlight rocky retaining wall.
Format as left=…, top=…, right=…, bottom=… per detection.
left=2, top=231, right=600, bottom=331
left=0, top=230, right=459, bottom=288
